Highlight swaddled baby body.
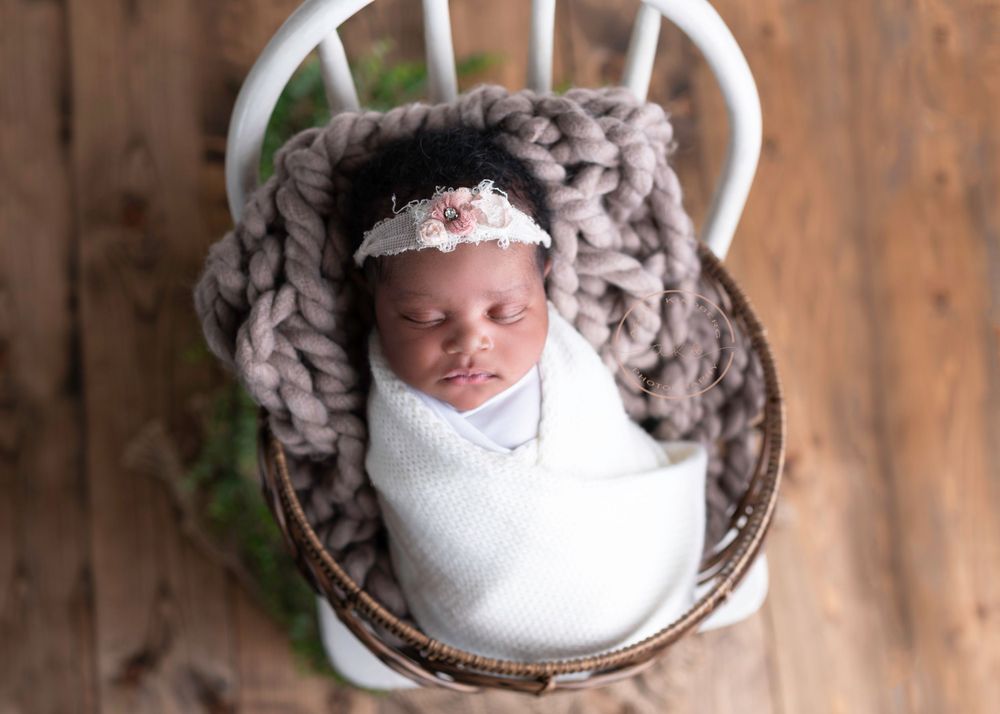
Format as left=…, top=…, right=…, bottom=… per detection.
left=365, top=292, right=708, bottom=661
left=349, top=127, right=708, bottom=662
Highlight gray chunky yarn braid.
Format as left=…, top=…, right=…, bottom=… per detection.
left=193, top=84, right=765, bottom=622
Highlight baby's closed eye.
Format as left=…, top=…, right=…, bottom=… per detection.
left=490, top=306, right=527, bottom=322
left=400, top=304, right=527, bottom=326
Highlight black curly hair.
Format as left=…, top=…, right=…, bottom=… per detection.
left=346, top=125, right=552, bottom=287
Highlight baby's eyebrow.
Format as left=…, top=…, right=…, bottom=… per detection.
left=479, top=284, right=531, bottom=299
left=395, top=284, right=529, bottom=300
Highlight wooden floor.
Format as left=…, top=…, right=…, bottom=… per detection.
left=2, top=0, right=998, bottom=711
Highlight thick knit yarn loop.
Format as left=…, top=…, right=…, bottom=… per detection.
left=193, top=84, right=766, bottom=621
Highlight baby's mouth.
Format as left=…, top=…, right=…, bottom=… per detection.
left=442, top=370, right=496, bottom=384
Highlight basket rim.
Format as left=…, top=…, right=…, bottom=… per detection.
left=258, top=239, right=786, bottom=693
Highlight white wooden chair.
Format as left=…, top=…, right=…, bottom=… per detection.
left=224, top=0, right=767, bottom=691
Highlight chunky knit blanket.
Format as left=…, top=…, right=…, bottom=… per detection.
left=193, top=84, right=766, bottom=623
left=366, top=300, right=707, bottom=660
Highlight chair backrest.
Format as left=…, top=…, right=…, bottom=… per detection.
left=224, top=0, right=761, bottom=261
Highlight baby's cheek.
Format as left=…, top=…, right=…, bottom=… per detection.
left=408, top=342, right=440, bottom=377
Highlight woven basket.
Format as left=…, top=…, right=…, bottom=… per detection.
left=254, top=238, right=785, bottom=695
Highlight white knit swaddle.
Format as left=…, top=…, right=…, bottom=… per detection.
left=365, top=300, right=708, bottom=661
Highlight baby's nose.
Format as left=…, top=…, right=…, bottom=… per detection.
left=444, top=326, right=493, bottom=354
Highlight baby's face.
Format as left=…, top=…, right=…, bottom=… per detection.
left=373, top=241, right=551, bottom=412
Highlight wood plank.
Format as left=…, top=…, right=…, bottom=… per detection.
left=448, top=0, right=538, bottom=92
left=195, top=0, right=302, bottom=141
left=189, top=3, right=382, bottom=710
left=232, top=589, right=380, bottom=713
left=0, top=0, right=97, bottom=712
left=714, top=1, right=916, bottom=711
left=66, top=0, right=239, bottom=710
left=34, top=0, right=991, bottom=711
left=340, top=0, right=425, bottom=81
left=562, top=0, right=631, bottom=92
left=852, top=1, right=1000, bottom=710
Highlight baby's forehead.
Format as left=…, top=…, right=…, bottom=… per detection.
left=387, top=277, right=536, bottom=306
left=380, top=243, right=538, bottom=295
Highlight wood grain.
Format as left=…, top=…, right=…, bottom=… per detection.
left=850, top=2, right=1000, bottom=710
left=3, top=0, right=998, bottom=711
left=67, top=0, right=237, bottom=710
left=720, top=2, right=916, bottom=712
left=0, top=1, right=97, bottom=713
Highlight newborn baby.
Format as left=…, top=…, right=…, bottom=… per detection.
left=353, top=176, right=709, bottom=662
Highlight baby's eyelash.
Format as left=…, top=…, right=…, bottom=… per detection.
left=401, top=307, right=526, bottom=325
left=402, top=315, right=443, bottom=325
left=493, top=308, right=526, bottom=321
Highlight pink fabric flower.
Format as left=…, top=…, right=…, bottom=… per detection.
left=418, top=218, right=449, bottom=245
left=428, top=188, right=478, bottom=235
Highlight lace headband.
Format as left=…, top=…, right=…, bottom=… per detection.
left=352, top=179, right=552, bottom=267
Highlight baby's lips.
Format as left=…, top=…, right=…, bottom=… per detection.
left=443, top=368, right=494, bottom=379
